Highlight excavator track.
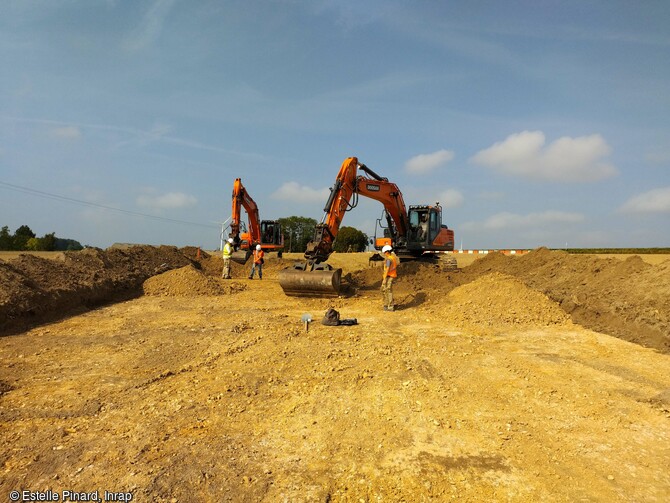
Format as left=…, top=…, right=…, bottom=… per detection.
left=440, top=254, right=458, bottom=271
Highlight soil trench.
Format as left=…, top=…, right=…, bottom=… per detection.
left=1, top=247, right=669, bottom=501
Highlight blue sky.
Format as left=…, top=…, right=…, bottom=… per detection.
left=1, top=0, right=669, bottom=250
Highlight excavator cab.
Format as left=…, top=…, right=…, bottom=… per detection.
left=260, top=220, right=282, bottom=247
left=408, top=207, right=437, bottom=245
left=260, top=220, right=284, bottom=258
left=231, top=221, right=284, bottom=264
left=408, top=205, right=454, bottom=254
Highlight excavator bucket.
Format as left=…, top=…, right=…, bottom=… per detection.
left=278, top=267, right=342, bottom=297
left=231, top=250, right=252, bottom=265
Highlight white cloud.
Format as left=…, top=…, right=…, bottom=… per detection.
left=115, top=121, right=173, bottom=149
left=463, top=210, right=584, bottom=231
left=619, top=186, right=670, bottom=213
left=470, top=131, right=617, bottom=182
left=51, top=126, right=81, bottom=139
left=311, top=1, right=389, bottom=32
left=123, top=0, right=177, bottom=51
left=405, top=149, right=455, bottom=174
left=136, top=191, right=197, bottom=210
left=438, top=189, right=464, bottom=209
left=146, top=122, right=172, bottom=140
left=645, top=150, right=670, bottom=164
left=477, top=191, right=505, bottom=201
left=271, top=182, right=330, bottom=203
left=6, top=115, right=265, bottom=159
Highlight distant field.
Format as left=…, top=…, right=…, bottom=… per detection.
left=0, top=251, right=66, bottom=261
left=564, top=247, right=670, bottom=254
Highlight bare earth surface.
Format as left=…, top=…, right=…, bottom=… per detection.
left=1, top=248, right=669, bottom=502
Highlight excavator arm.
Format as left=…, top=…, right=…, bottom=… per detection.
left=231, top=178, right=262, bottom=248
left=305, top=157, right=411, bottom=263
left=229, top=178, right=272, bottom=264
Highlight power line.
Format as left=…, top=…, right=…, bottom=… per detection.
left=0, top=181, right=219, bottom=229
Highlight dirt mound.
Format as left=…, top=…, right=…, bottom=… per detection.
left=350, top=259, right=457, bottom=290
left=201, top=253, right=291, bottom=280
left=435, top=272, right=570, bottom=330
left=143, top=265, right=246, bottom=296
left=0, top=246, right=196, bottom=334
left=198, top=255, right=226, bottom=277
left=350, top=250, right=668, bottom=351
left=461, top=248, right=670, bottom=352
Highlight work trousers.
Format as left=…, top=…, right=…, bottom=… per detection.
left=381, top=276, right=394, bottom=308
left=250, top=263, right=263, bottom=279
left=222, top=257, right=231, bottom=279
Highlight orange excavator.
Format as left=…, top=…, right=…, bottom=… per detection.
left=278, top=157, right=455, bottom=296
left=229, top=178, right=284, bottom=264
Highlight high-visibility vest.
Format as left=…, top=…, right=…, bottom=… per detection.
left=384, top=253, right=398, bottom=278
left=253, top=249, right=264, bottom=264
left=222, top=243, right=233, bottom=258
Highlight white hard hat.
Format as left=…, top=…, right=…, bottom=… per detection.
left=256, top=244, right=261, bottom=251
left=382, top=245, right=392, bottom=253
left=227, top=238, right=234, bottom=243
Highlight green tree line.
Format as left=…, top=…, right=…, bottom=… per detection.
left=0, top=225, right=83, bottom=251
left=3, top=219, right=370, bottom=254
left=276, top=217, right=368, bottom=253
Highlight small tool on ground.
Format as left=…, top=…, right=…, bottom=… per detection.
left=301, top=313, right=313, bottom=332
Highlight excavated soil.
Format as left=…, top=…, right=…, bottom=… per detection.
left=0, top=246, right=200, bottom=334
left=1, top=247, right=669, bottom=502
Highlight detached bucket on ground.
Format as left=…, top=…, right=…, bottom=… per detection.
left=278, top=267, right=342, bottom=297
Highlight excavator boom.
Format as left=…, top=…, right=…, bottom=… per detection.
left=304, top=157, right=409, bottom=262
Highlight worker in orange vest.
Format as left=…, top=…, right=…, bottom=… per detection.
left=381, top=244, right=398, bottom=311
left=248, top=244, right=264, bottom=280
